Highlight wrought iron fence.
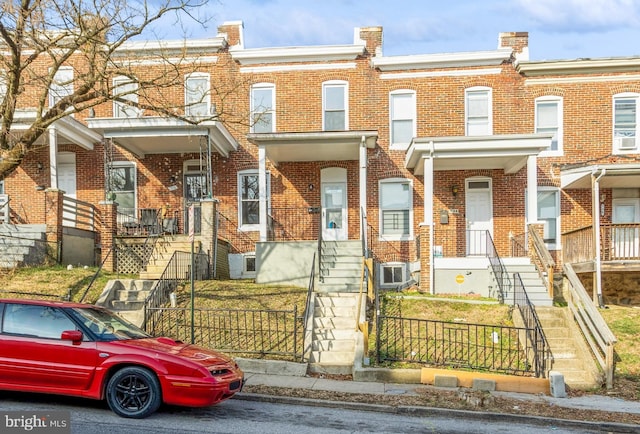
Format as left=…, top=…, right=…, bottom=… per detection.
left=376, top=314, right=541, bottom=376
left=145, top=306, right=305, bottom=361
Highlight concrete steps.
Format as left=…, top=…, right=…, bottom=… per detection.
left=308, top=292, right=358, bottom=375
left=0, top=224, right=47, bottom=269
left=536, top=306, right=602, bottom=390
left=504, top=261, right=553, bottom=307
left=96, top=279, right=156, bottom=327
left=139, top=236, right=201, bottom=279
left=317, top=240, right=362, bottom=293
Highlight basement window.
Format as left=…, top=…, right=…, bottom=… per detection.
left=244, top=254, right=256, bottom=274
left=380, top=263, right=406, bottom=287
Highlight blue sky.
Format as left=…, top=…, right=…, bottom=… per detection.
left=162, top=0, right=640, bottom=61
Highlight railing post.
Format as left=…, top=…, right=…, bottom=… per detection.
left=44, top=188, right=64, bottom=263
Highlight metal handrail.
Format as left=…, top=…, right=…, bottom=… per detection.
left=79, top=246, right=114, bottom=303
left=486, top=230, right=511, bottom=303
left=301, top=251, right=316, bottom=362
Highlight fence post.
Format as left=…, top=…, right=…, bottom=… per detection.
left=44, top=188, right=64, bottom=263
left=99, top=200, right=118, bottom=272
left=199, top=198, right=217, bottom=278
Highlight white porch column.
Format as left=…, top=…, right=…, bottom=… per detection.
left=48, top=127, right=59, bottom=189
left=526, top=155, right=538, bottom=224
left=423, top=155, right=434, bottom=295
left=359, top=137, right=368, bottom=238
left=258, top=145, right=267, bottom=242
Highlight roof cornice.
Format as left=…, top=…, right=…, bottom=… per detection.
left=516, top=57, right=640, bottom=76
left=230, top=44, right=366, bottom=65
left=114, top=37, right=228, bottom=57
left=371, top=49, right=512, bottom=71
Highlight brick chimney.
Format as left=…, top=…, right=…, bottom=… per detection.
left=357, top=26, right=383, bottom=57
left=217, top=21, right=244, bottom=49
left=498, top=31, right=529, bottom=61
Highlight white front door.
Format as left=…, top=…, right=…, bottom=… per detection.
left=58, top=153, right=77, bottom=227
left=612, top=199, right=640, bottom=258
left=320, top=167, right=348, bottom=241
left=465, top=178, right=493, bottom=256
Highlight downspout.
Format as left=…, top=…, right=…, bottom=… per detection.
left=593, top=167, right=606, bottom=307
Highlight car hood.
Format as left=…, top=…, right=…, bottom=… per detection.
left=114, top=337, right=235, bottom=366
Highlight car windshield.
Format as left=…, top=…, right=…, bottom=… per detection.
left=69, top=307, right=151, bottom=341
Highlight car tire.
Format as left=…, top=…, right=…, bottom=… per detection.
left=106, top=366, right=162, bottom=418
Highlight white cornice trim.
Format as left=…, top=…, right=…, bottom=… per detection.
left=525, top=74, right=640, bottom=85
left=230, top=45, right=366, bottom=65
left=380, top=68, right=502, bottom=80
left=240, top=62, right=357, bottom=74
left=115, top=37, right=227, bottom=55
left=516, top=57, right=640, bottom=76
left=372, top=49, right=512, bottom=71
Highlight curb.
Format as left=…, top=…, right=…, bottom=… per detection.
left=234, top=392, right=640, bottom=433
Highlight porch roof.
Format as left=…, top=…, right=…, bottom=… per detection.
left=87, top=116, right=239, bottom=158
left=247, top=131, right=378, bottom=164
left=561, top=164, right=640, bottom=189
left=12, top=110, right=101, bottom=150
left=405, top=134, right=553, bottom=175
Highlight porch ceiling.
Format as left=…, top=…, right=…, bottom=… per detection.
left=561, top=164, right=640, bottom=189
left=405, top=134, right=553, bottom=175
left=87, top=116, right=239, bottom=158
left=247, top=131, right=378, bottom=164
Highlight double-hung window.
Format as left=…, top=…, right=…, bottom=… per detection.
left=323, top=81, right=348, bottom=131
left=251, top=83, right=275, bottom=133
left=185, top=73, right=210, bottom=117
left=535, top=96, right=563, bottom=155
left=238, top=170, right=270, bottom=231
left=465, top=87, right=492, bottom=136
left=613, top=93, right=639, bottom=152
left=112, top=76, right=140, bottom=118
left=390, top=90, right=416, bottom=149
left=379, top=179, right=412, bottom=240
left=49, top=67, right=74, bottom=108
left=108, top=162, right=136, bottom=219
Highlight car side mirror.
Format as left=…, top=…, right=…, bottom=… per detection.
left=61, top=330, right=83, bottom=342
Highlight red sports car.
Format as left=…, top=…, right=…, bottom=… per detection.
left=0, top=298, right=244, bottom=418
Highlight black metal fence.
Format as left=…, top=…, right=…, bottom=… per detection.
left=376, top=315, right=542, bottom=376
left=145, top=306, right=305, bottom=361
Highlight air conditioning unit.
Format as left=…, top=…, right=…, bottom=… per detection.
left=615, top=137, right=637, bottom=150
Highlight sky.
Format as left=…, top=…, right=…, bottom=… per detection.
left=157, top=0, right=640, bottom=61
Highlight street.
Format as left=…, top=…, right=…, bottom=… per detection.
left=0, top=391, right=605, bottom=433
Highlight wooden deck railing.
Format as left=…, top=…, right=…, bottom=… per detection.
left=563, top=224, right=640, bottom=264
left=563, top=263, right=617, bottom=389
left=528, top=225, right=555, bottom=297
left=62, top=196, right=96, bottom=231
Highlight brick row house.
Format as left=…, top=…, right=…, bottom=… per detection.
left=2, top=22, right=640, bottom=304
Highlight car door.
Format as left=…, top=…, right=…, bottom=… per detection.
left=0, top=303, right=98, bottom=392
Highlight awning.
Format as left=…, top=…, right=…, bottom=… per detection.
left=561, top=164, right=640, bottom=189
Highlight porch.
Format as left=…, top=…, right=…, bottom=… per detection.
left=563, top=224, right=640, bottom=272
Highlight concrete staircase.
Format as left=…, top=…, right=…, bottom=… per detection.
left=536, top=306, right=602, bottom=390
left=318, top=240, right=362, bottom=292
left=309, top=292, right=359, bottom=375
left=139, top=235, right=201, bottom=279
left=96, top=279, right=156, bottom=327
left=503, top=259, right=553, bottom=306
left=0, top=224, right=47, bottom=269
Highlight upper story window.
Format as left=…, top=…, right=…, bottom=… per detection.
left=112, top=76, right=140, bottom=118
left=238, top=170, right=270, bottom=231
left=379, top=178, right=413, bottom=240
left=185, top=73, right=210, bottom=118
left=465, top=86, right=492, bottom=136
left=251, top=83, right=275, bottom=133
left=613, top=93, right=639, bottom=152
left=49, top=67, right=74, bottom=108
left=323, top=81, right=348, bottom=131
left=390, top=90, right=416, bottom=149
left=535, top=96, right=563, bottom=156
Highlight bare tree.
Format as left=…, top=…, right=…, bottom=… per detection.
left=0, top=0, right=247, bottom=179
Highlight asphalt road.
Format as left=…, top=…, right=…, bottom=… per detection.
left=0, top=392, right=618, bottom=433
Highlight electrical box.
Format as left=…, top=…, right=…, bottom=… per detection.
left=440, top=209, right=449, bottom=224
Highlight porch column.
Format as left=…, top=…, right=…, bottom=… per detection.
left=422, top=155, right=434, bottom=294
left=526, top=155, right=538, bottom=225
left=48, top=127, right=59, bottom=189
left=99, top=200, right=118, bottom=272
left=258, top=145, right=267, bottom=242
left=359, top=137, right=368, bottom=243
left=45, top=188, right=64, bottom=263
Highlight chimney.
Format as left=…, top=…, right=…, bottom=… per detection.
left=498, top=31, right=529, bottom=61
left=356, top=26, right=383, bottom=57
left=218, top=21, right=244, bottom=49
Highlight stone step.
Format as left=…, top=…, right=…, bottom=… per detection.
left=316, top=283, right=361, bottom=292
left=320, top=268, right=361, bottom=278
left=314, top=317, right=354, bottom=329
left=312, top=339, right=355, bottom=352
left=0, top=224, right=46, bottom=234
left=315, top=294, right=357, bottom=307
left=309, top=350, right=355, bottom=364
left=0, top=238, right=38, bottom=246
left=111, top=300, right=146, bottom=310
left=115, top=290, right=150, bottom=302
left=307, top=362, right=353, bottom=376
left=314, top=306, right=355, bottom=318
left=313, top=328, right=356, bottom=340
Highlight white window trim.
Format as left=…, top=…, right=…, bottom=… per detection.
left=184, top=73, right=211, bottom=118
left=526, top=186, right=561, bottom=250
left=379, top=262, right=407, bottom=288
left=378, top=178, right=414, bottom=241
left=389, top=89, right=416, bottom=151
left=112, top=76, right=140, bottom=118
left=322, top=80, right=349, bottom=131
left=465, top=86, right=492, bottom=136
left=243, top=252, right=257, bottom=277
left=612, top=92, right=639, bottom=154
left=250, top=82, right=276, bottom=133
left=535, top=95, right=564, bottom=157
left=237, top=169, right=270, bottom=232
left=49, top=66, right=74, bottom=109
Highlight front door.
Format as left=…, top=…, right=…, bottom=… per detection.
left=58, top=153, right=77, bottom=227
left=612, top=198, right=640, bottom=258
left=321, top=167, right=348, bottom=241
left=465, top=178, right=493, bottom=256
